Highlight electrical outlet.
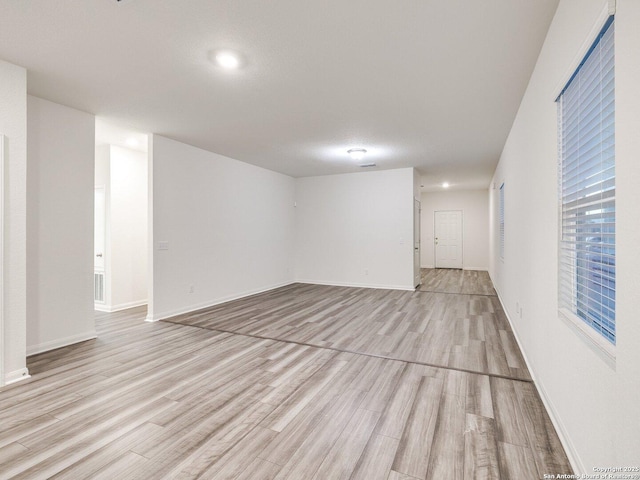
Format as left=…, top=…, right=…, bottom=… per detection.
left=365, top=269, right=369, bottom=276
left=188, top=285, right=194, bottom=294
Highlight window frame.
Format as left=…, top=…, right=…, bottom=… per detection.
left=556, top=14, right=616, bottom=362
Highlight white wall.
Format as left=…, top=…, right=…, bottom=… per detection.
left=148, top=135, right=295, bottom=321
left=489, top=0, right=640, bottom=471
left=295, top=168, right=415, bottom=290
left=110, top=145, right=148, bottom=310
left=26, top=96, right=96, bottom=356
left=420, top=189, right=489, bottom=270
left=0, top=59, right=28, bottom=385
left=95, top=145, right=148, bottom=312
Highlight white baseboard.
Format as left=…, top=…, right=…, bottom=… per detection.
left=147, top=281, right=296, bottom=322
left=295, top=279, right=415, bottom=291
left=95, top=300, right=147, bottom=313
left=490, top=276, right=583, bottom=475
left=420, top=265, right=488, bottom=271
left=27, top=331, right=97, bottom=356
left=534, top=374, right=584, bottom=474
left=147, top=279, right=416, bottom=323
left=5, top=368, right=31, bottom=385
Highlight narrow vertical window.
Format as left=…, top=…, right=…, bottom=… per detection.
left=558, top=18, right=615, bottom=345
left=499, top=183, right=505, bottom=260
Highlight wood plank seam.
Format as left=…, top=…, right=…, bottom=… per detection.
left=160, top=319, right=534, bottom=384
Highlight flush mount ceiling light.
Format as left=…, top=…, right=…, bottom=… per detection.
left=211, top=50, right=242, bottom=70
left=442, top=182, right=450, bottom=188
left=347, top=148, right=367, bottom=161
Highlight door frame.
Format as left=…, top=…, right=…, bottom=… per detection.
left=0, top=135, right=4, bottom=387
left=433, top=209, right=463, bottom=269
left=414, top=199, right=421, bottom=287
left=94, top=185, right=107, bottom=308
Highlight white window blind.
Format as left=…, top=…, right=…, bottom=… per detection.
left=558, top=17, right=615, bottom=344
left=499, top=183, right=505, bottom=260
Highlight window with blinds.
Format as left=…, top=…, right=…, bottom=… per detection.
left=557, top=17, right=615, bottom=345
left=499, top=183, right=505, bottom=260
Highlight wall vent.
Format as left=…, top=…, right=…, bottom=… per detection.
left=94, top=272, right=105, bottom=303
left=359, top=163, right=377, bottom=168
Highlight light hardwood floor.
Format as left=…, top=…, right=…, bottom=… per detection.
left=0, top=270, right=572, bottom=479
left=419, top=269, right=497, bottom=296
left=166, top=280, right=528, bottom=381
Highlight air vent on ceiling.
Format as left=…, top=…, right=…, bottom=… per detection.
left=359, top=163, right=377, bottom=168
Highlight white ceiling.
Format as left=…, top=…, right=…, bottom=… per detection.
left=95, top=118, right=148, bottom=153
left=0, top=0, right=559, bottom=190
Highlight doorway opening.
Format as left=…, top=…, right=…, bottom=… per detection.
left=94, top=119, right=149, bottom=313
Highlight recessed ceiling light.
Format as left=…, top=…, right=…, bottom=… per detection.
left=442, top=182, right=450, bottom=188
left=347, top=148, right=367, bottom=161
left=214, top=51, right=241, bottom=69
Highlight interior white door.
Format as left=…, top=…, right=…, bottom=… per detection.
left=434, top=210, right=463, bottom=269
left=414, top=199, right=421, bottom=287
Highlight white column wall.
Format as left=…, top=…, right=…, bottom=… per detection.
left=489, top=0, right=640, bottom=471
left=0, top=59, right=27, bottom=385
left=148, top=135, right=295, bottom=321
left=26, top=96, right=96, bottom=355
left=108, top=145, right=148, bottom=311
left=294, top=168, right=415, bottom=290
